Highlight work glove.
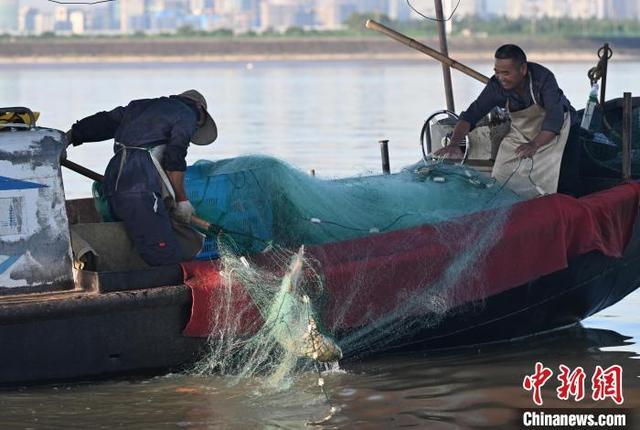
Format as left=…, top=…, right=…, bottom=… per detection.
left=173, top=200, right=195, bottom=224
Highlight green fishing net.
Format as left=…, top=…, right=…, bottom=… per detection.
left=189, top=243, right=342, bottom=391
left=185, top=155, right=522, bottom=254
left=184, top=155, right=524, bottom=393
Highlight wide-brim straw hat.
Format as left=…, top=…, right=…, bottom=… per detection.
left=178, top=89, right=217, bottom=146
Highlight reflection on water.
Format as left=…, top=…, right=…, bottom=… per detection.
left=0, top=326, right=637, bottom=429
left=1, top=61, right=639, bottom=427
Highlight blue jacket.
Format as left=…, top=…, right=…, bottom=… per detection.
left=70, top=96, right=198, bottom=196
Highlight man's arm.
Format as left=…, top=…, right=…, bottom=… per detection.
left=434, top=80, right=501, bottom=157
left=516, top=71, right=565, bottom=158
left=450, top=119, right=471, bottom=146
left=162, top=113, right=198, bottom=223
left=458, top=79, right=502, bottom=129
left=68, top=106, right=125, bottom=146
left=162, top=111, right=196, bottom=175
left=434, top=119, right=471, bottom=158
left=167, top=169, right=195, bottom=224
left=537, top=72, right=566, bottom=135
left=166, top=170, right=188, bottom=202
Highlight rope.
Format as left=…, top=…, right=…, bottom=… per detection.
left=587, top=45, right=613, bottom=86
left=487, top=157, right=545, bottom=204
left=587, top=45, right=619, bottom=139
left=407, top=0, right=462, bottom=22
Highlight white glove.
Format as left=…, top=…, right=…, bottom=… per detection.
left=173, top=200, right=195, bottom=224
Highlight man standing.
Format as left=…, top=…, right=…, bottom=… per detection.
left=67, top=90, right=217, bottom=265
left=439, top=45, right=580, bottom=197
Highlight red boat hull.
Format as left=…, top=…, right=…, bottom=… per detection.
left=182, top=182, right=640, bottom=356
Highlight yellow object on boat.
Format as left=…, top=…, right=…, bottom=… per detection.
left=0, top=110, right=40, bottom=127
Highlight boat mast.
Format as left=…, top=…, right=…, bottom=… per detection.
left=435, top=0, right=455, bottom=113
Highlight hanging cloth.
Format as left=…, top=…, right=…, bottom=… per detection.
left=492, top=75, right=571, bottom=198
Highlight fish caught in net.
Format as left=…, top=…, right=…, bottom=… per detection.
left=189, top=242, right=342, bottom=389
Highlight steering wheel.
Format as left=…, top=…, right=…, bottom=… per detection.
left=420, top=110, right=469, bottom=165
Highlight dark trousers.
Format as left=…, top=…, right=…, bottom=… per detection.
left=109, top=191, right=183, bottom=266
left=557, top=124, right=583, bottom=197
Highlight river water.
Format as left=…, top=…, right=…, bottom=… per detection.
left=1, top=59, right=640, bottom=428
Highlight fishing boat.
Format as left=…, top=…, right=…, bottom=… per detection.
left=1, top=87, right=639, bottom=386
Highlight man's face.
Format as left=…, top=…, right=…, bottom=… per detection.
left=494, top=58, right=527, bottom=91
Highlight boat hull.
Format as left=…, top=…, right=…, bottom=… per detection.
left=1, top=231, right=638, bottom=385
left=2, top=182, right=640, bottom=385
left=0, top=286, right=205, bottom=386
left=370, top=243, right=640, bottom=354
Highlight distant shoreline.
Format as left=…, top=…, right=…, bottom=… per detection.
left=5, top=52, right=636, bottom=65
left=3, top=36, right=640, bottom=64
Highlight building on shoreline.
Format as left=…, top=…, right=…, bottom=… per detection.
left=0, top=0, right=19, bottom=33
left=3, top=0, right=640, bottom=36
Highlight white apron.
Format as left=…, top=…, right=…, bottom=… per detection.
left=492, top=76, right=571, bottom=198
left=149, top=144, right=205, bottom=259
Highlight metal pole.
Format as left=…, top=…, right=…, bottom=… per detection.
left=622, top=92, right=632, bottom=180
left=61, top=158, right=104, bottom=182
left=599, top=43, right=610, bottom=106
left=365, top=20, right=490, bottom=84
left=434, top=0, right=455, bottom=112
left=379, top=140, right=390, bottom=174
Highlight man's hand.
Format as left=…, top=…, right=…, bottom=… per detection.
left=433, top=119, right=470, bottom=160
left=517, top=130, right=557, bottom=159
left=434, top=139, right=464, bottom=159
left=173, top=200, right=195, bottom=224
left=515, top=141, right=540, bottom=159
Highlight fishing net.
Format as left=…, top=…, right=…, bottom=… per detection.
left=185, top=155, right=524, bottom=392
left=189, top=244, right=341, bottom=391
left=185, top=155, right=521, bottom=255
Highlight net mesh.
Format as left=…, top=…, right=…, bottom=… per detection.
left=185, top=156, right=521, bottom=254
left=189, top=244, right=341, bottom=390
left=185, top=155, right=523, bottom=390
